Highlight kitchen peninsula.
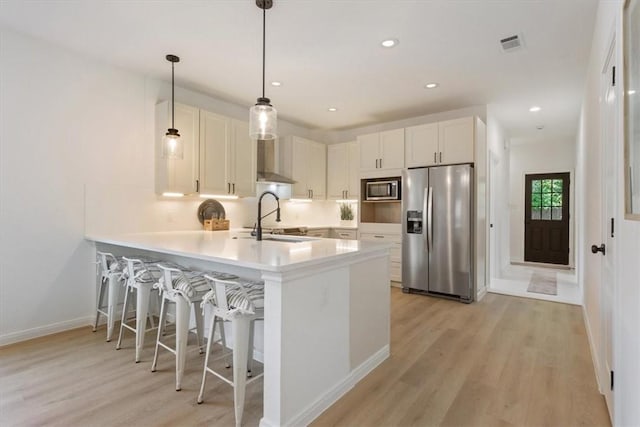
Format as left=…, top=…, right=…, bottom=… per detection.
left=87, top=231, right=391, bottom=427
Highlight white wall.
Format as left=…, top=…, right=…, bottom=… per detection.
left=0, top=28, right=343, bottom=344
left=486, top=105, right=510, bottom=279
left=576, top=1, right=640, bottom=425
left=508, top=139, right=576, bottom=265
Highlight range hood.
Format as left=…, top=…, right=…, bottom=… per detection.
left=257, top=139, right=296, bottom=184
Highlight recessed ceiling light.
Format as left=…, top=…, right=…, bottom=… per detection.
left=425, top=83, right=439, bottom=89
left=328, top=107, right=338, bottom=112
left=629, top=90, right=636, bottom=95
left=536, top=125, right=544, bottom=130
left=529, top=106, right=541, bottom=112
left=271, top=81, right=282, bottom=87
left=381, top=38, right=399, bottom=48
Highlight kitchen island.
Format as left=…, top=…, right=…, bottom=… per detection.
left=86, top=231, right=391, bottom=427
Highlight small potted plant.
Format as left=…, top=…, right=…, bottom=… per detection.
left=340, top=203, right=355, bottom=226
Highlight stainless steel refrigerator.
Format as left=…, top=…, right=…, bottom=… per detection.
left=402, top=164, right=474, bottom=302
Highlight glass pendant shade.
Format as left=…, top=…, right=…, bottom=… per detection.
left=163, top=129, right=183, bottom=159
left=249, top=98, right=277, bottom=140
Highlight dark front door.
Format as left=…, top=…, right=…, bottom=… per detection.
left=524, top=172, right=570, bottom=265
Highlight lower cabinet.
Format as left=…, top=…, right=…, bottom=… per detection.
left=331, top=229, right=357, bottom=239
left=359, top=232, right=402, bottom=282
left=307, top=228, right=330, bottom=238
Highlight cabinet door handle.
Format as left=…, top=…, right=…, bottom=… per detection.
left=227, top=183, right=231, bottom=194
left=434, top=152, right=437, bottom=163
left=380, top=158, right=383, bottom=168
left=311, top=189, right=314, bottom=199
left=374, top=235, right=384, bottom=238
left=196, top=179, right=200, bottom=193
left=439, top=152, right=442, bottom=163
left=232, top=183, right=235, bottom=194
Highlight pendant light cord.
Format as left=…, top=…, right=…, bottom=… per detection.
left=171, top=60, right=175, bottom=129
left=262, top=7, right=266, bottom=99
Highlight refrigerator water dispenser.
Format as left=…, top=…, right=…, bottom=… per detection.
left=406, top=210, right=423, bottom=234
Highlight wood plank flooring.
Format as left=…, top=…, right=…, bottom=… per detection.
left=313, top=290, right=610, bottom=427
left=0, top=289, right=609, bottom=427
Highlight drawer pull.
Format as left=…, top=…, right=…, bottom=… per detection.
left=374, top=235, right=384, bottom=238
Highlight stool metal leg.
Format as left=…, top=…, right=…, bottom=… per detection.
left=135, top=283, right=152, bottom=363
left=194, top=302, right=205, bottom=354
left=247, top=320, right=255, bottom=377
left=93, top=277, right=107, bottom=332
left=232, top=317, right=251, bottom=427
left=197, top=313, right=218, bottom=404
left=106, top=275, right=121, bottom=342
left=116, top=284, right=132, bottom=350
left=174, top=296, right=191, bottom=391
left=151, top=297, right=168, bottom=373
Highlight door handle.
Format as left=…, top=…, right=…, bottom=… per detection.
left=591, top=244, right=606, bottom=255
left=426, top=187, right=433, bottom=251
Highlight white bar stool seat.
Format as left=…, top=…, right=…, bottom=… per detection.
left=94, top=251, right=125, bottom=342
left=116, top=256, right=166, bottom=362
left=151, top=264, right=212, bottom=391
left=198, top=275, right=265, bottom=427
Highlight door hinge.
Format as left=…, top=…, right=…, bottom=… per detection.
left=612, top=66, right=616, bottom=87
left=611, top=370, right=614, bottom=390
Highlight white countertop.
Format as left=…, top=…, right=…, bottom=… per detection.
left=87, top=231, right=388, bottom=273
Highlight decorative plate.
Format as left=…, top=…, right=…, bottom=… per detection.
left=197, top=199, right=226, bottom=224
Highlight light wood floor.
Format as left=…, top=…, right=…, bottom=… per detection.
left=0, top=289, right=610, bottom=427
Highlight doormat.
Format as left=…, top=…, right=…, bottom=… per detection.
left=527, top=272, right=558, bottom=295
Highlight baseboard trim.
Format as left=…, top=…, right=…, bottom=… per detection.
left=0, top=316, right=93, bottom=347
left=260, top=345, right=390, bottom=427
left=582, top=304, right=603, bottom=394
left=487, top=287, right=581, bottom=306
left=476, top=286, right=487, bottom=301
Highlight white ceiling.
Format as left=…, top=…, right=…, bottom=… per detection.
left=0, top=0, right=598, bottom=142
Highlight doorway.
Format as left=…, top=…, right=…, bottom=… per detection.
left=524, top=172, right=570, bottom=265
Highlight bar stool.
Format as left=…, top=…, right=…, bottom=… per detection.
left=197, top=275, right=265, bottom=427
left=93, top=251, right=124, bottom=342
left=151, top=264, right=212, bottom=391
left=116, top=256, right=164, bottom=362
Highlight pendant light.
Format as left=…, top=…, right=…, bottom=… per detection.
left=249, top=0, right=277, bottom=140
left=163, top=54, right=183, bottom=159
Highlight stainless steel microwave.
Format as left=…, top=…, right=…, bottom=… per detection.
left=365, top=179, right=400, bottom=200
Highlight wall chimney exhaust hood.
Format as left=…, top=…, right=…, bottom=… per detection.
left=257, top=139, right=295, bottom=184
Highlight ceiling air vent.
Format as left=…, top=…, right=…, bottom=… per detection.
left=500, top=34, right=524, bottom=52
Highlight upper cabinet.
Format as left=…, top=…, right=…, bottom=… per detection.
left=358, top=128, right=404, bottom=174
left=328, top=141, right=360, bottom=200
left=156, top=101, right=199, bottom=195
left=155, top=102, right=256, bottom=197
left=405, top=117, right=475, bottom=167
left=281, top=136, right=326, bottom=200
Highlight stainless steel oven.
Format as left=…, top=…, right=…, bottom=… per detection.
left=365, top=179, right=400, bottom=201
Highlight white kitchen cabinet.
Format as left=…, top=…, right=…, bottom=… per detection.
left=307, top=228, right=330, bottom=238
left=405, top=117, right=475, bottom=167
left=331, top=228, right=357, bottom=239
left=228, top=120, right=257, bottom=197
left=359, top=231, right=402, bottom=282
left=199, top=110, right=229, bottom=195
left=358, top=128, right=404, bottom=174
left=155, top=101, right=199, bottom=195
left=199, top=113, right=256, bottom=197
left=327, top=141, right=359, bottom=200
left=281, top=136, right=326, bottom=200
left=156, top=102, right=256, bottom=197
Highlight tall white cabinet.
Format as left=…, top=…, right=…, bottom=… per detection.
left=155, top=102, right=256, bottom=197
left=327, top=141, right=359, bottom=200
left=280, top=136, right=326, bottom=200
left=155, top=102, right=200, bottom=195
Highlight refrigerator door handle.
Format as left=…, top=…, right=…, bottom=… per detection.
left=426, top=187, right=433, bottom=251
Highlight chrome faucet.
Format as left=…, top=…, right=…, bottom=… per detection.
left=256, top=191, right=281, bottom=241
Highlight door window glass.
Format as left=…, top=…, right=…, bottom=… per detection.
left=531, top=178, right=563, bottom=220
